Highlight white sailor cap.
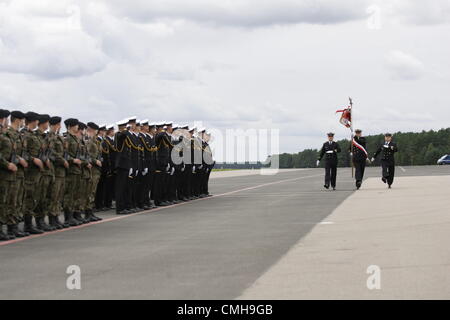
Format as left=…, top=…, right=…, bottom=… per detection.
left=140, top=119, right=149, bottom=126
left=172, top=123, right=180, bottom=130
left=189, top=126, right=197, bottom=132
left=116, top=119, right=128, bottom=126
left=106, top=124, right=115, bottom=130
left=164, top=121, right=173, bottom=126
left=127, top=116, right=137, bottom=123
left=198, top=127, right=206, bottom=133
left=156, top=121, right=165, bottom=127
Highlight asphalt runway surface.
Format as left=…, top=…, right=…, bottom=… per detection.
left=0, top=166, right=448, bottom=299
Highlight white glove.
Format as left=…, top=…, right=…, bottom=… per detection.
left=192, top=166, right=196, bottom=173
left=170, top=167, right=175, bottom=175
left=371, top=157, right=375, bottom=162
left=316, top=160, right=320, bottom=167
left=199, top=165, right=203, bottom=169
left=166, top=163, right=170, bottom=171
left=135, top=170, right=139, bottom=176
left=181, top=164, right=185, bottom=172
left=350, top=152, right=353, bottom=157
left=129, top=168, right=133, bottom=176
left=142, top=168, right=148, bottom=176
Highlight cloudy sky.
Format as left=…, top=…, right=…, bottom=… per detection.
left=1, top=0, right=449, bottom=160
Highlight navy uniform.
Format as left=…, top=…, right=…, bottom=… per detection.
left=351, top=129, right=368, bottom=190
left=154, top=123, right=172, bottom=206
left=114, top=119, right=133, bottom=214
left=201, top=130, right=214, bottom=196
left=103, top=125, right=116, bottom=209
left=317, top=132, right=341, bottom=190
left=372, top=133, right=398, bottom=188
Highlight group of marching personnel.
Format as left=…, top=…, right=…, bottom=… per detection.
left=0, top=109, right=215, bottom=241
left=317, top=129, right=398, bottom=190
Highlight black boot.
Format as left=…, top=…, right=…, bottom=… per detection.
left=64, top=211, right=79, bottom=227
left=86, top=209, right=101, bottom=221
left=73, top=211, right=88, bottom=224
left=49, top=216, right=63, bottom=230
left=83, top=210, right=94, bottom=223
left=24, top=216, right=44, bottom=234
left=15, top=224, right=30, bottom=237
left=8, top=224, right=27, bottom=238
left=0, top=226, right=11, bottom=241
left=56, top=215, right=69, bottom=228
left=35, top=217, right=53, bottom=232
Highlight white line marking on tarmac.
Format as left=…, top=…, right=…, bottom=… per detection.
left=0, top=173, right=323, bottom=247
left=399, top=166, right=406, bottom=172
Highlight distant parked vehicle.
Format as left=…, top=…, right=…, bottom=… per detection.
left=437, top=154, right=450, bottom=165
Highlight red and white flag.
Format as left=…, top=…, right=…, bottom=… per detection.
left=336, top=106, right=352, bottom=129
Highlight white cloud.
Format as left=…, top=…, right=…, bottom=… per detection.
left=385, top=50, right=425, bottom=80
left=106, top=0, right=370, bottom=27
left=0, top=0, right=108, bottom=79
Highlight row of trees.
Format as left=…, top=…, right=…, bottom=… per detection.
left=276, top=128, right=450, bottom=168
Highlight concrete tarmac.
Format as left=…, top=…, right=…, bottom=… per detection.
left=0, top=166, right=448, bottom=299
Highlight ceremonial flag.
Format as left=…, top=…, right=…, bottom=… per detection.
left=336, top=106, right=352, bottom=129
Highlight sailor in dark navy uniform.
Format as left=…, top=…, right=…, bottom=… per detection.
left=371, top=133, right=398, bottom=188
left=350, top=129, right=368, bottom=190
left=114, top=119, right=132, bottom=214
left=317, top=132, right=341, bottom=190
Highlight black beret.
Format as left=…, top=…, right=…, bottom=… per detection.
left=25, top=111, right=39, bottom=122
left=354, top=129, right=362, bottom=133
left=64, top=118, right=79, bottom=128
left=0, top=109, right=11, bottom=118
left=87, top=122, right=99, bottom=130
left=10, top=111, right=25, bottom=119
left=384, top=133, right=392, bottom=137
left=49, top=116, right=62, bottom=125
left=38, top=114, right=50, bottom=124
left=327, top=132, right=335, bottom=137
left=78, top=122, right=87, bottom=130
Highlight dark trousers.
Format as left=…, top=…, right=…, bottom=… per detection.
left=353, top=159, right=366, bottom=182
left=105, top=173, right=115, bottom=207
left=381, top=160, right=395, bottom=185
left=153, top=171, right=167, bottom=203
left=141, top=172, right=154, bottom=206
left=324, top=162, right=337, bottom=187
left=115, top=168, right=129, bottom=212
left=181, top=167, right=192, bottom=198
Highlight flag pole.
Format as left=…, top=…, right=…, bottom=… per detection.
left=349, top=97, right=354, bottom=178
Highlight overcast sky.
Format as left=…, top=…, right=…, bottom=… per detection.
left=1, top=0, right=449, bottom=160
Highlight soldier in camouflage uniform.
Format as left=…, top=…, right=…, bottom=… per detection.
left=84, top=122, right=103, bottom=222
left=0, top=109, right=14, bottom=240
left=47, top=116, right=69, bottom=229
left=63, top=118, right=83, bottom=227
left=73, top=122, right=91, bottom=224
left=22, top=112, right=45, bottom=234
left=34, top=114, right=56, bottom=232
left=3, top=111, right=29, bottom=238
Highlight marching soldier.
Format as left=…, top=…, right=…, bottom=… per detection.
left=47, top=116, right=69, bottom=229
left=371, top=133, right=398, bottom=188
left=350, top=129, right=369, bottom=190
left=317, top=132, right=341, bottom=190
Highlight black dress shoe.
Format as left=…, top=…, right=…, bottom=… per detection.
left=382, top=177, right=387, bottom=183
left=324, top=184, right=329, bottom=189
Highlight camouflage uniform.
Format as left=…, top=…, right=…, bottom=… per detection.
left=47, top=131, right=67, bottom=226
left=63, top=133, right=82, bottom=215
left=23, top=129, right=43, bottom=219
left=35, top=130, right=54, bottom=226
left=86, top=136, right=102, bottom=213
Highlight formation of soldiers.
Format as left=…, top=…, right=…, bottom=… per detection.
left=0, top=109, right=215, bottom=241
left=317, top=130, right=398, bottom=190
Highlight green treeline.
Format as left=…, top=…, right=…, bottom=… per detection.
left=277, top=128, right=450, bottom=168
